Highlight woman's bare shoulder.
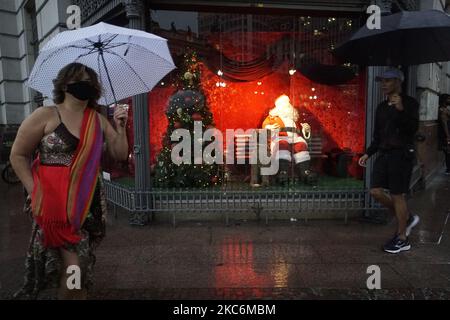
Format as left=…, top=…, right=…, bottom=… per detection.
left=30, top=106, right=57, bottom=118
left=21, top=106, right=57, bottom=130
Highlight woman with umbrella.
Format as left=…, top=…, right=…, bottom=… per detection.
left=10, top=62, right=129, bottom=299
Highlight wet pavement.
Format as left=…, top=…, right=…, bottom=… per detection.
left=0, top=172, right=449, bottom=300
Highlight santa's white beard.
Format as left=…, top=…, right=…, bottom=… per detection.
left=269, top=103, right=299, bottom=127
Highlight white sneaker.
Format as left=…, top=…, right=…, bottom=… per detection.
left=406, top=214, right=420, bottom=236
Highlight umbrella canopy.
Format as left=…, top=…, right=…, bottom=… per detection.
left=333, top=9, right=450, bottom=66
left=299, top=63, right=356, bottom=85
left=27, top=22, right=175, bottom=105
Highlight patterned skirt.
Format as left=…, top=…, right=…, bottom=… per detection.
left=13, top=178, right=107, bottom=300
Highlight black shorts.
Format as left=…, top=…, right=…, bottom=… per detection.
left=371, top=149, right=414, bottom=195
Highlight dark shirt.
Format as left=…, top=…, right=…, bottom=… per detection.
left=366, top=94, right=419, bottom=157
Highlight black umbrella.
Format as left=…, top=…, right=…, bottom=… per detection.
left=299, top=63, right=356, bottom=85
left=333, top=9, right=450, bottom=66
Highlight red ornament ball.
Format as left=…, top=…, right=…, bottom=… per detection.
left=211, top=176, right=218, bottom=183
left=191, top=112, right=203, bottom=121
left=173, top=121, right=182, bottom=129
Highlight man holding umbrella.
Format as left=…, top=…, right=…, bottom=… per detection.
left=359, top=68, right=420, bottom=254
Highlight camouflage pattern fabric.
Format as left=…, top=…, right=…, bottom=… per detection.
left=12, top=178, right=107, bottom=300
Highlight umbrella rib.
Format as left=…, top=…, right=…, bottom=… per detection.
left=32, top=45, right=92, bottom=80
left=84, top=36, right=114, bottom=47
left=98, top=51, right=119, bottom=106
left=84, top=34, right=120, bottom=51
left=101, top=42, right=132, bottom=58
left=97, top=55, right=106, bottom=100
left=118, top=42, right=173, bottom=64
left=106, top=42, right=148, bottom=56
left=102, top=34, right=119, bottom=48
left=75, top=46, right=101, bottom=61
left=103, top=42, right=129, bottom=50
left=105, top=50, right=151, bottom=91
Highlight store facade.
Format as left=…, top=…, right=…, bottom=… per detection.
left=67, top=1, right=426, bottom=224
left=68, top=0, right=420, bottom=224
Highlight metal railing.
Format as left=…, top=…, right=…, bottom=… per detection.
left=104, top=179, right=378, bottom=225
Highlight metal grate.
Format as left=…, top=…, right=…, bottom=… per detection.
left=104, top=179, right=379, bottom=225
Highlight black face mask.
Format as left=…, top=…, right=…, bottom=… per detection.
left=66, top=81, right=97, bottom=101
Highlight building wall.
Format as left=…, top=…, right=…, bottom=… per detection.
left=0, top=0, right=27, bottom=125
left=0, top=0, right=71, bottom=125
left=415, top=0, right=450, bottom=184
left=36, top=0, right=72, bottom=106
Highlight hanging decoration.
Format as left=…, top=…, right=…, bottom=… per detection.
left=204, top=48, right=282, bottom=82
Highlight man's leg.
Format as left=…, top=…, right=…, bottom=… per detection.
left=389, top=153, right=415, bottom=239
left=383, top=193, right=411, bottom=253
left=445, top=151, right=450, bottom=173
left=369, top=188, right=395, bottom=214
left=391, top=194, right=408, bottom=239
left=370, top=154, right=396, bottom=215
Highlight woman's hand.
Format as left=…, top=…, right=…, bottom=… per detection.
left=112, top=104, right=129, bottom=129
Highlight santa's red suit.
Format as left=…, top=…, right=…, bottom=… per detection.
left=262, top=95, right=311, bottom=165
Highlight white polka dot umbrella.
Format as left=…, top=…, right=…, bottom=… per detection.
left=27, top=22, right=175, bottom=106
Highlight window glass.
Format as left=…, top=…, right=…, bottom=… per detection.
left=129, top=10, right=366, bottom=190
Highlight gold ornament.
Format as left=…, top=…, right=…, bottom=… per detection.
left=184, top=71, right=194, bottom=86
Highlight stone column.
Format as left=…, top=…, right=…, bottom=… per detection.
left=125, top=0, right=150, bottom=225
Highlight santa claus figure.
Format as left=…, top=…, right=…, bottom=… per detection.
left=262, top=94, right=316, bottom=184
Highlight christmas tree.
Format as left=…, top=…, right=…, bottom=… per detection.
left=154, top=50, right=221, bottom=188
